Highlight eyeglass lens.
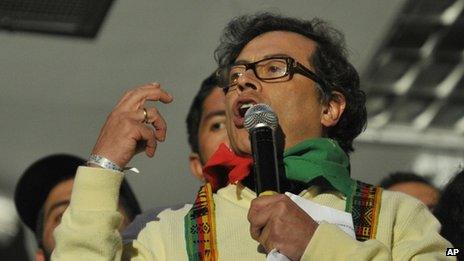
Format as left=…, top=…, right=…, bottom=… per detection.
left=228, top=58, right=288, bottom=86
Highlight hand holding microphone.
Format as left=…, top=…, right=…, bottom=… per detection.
left=245, top=104, right=318, bottom=260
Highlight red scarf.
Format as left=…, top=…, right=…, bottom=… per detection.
left=202, top=144, right=253, bottom=191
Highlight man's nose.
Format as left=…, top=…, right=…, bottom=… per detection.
left=236, top=70, right=262, bottom=94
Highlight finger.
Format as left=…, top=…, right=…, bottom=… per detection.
left=151, top=110, right=168, bottom=142
left=132, top=107, right=159, bottom=123
left=251, top=194, right=288, bottom=209
left=124, top=108, right=167, bottom=142
left=136, top=124, right=157, bottom=157
left=147, top=139, right=157, bottom=157
left=117, top=83, right=163, bottom=105
left=249, top=211, right=271, bottom=241
left=258, top=223, right=273, bottom=253
left=248, top=203, right=275, bottom=241
left=248, top=195, right=293, bottom=240
left=247, top=195, right=287, bottom=221
left=117, top=83, right=173, bottom=111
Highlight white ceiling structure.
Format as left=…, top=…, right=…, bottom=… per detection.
left=362, top=0, right=464, bottom=151
left=1, top=0, right=463, bottom=216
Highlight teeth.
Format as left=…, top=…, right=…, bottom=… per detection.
left=240, top=103, right=253, bottom=110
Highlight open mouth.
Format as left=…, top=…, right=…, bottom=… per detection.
left=239, top=103, right=253, bottom=117
left=233, top=98, right=258, bottom=127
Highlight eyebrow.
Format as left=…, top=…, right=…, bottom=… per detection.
left=202, top=110, right=226, bottom=122
left=45, top=200, right=70, bottom=219
left=234, top=53, right=291, bottom=65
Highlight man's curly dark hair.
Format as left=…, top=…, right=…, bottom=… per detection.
left=214, top=13, right=367, bottom=153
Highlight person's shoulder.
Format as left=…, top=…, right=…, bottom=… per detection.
left=122, top=203, right=191, bottom=244
left=379, top=189, right=431, bottom=221
left=380, top=188, right=424, bottom=206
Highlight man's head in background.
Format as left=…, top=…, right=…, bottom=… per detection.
left=14, top=154, right=141, bottom=261
left=186, top=73, right=229, bottom=181
left=379, top=172, right=439, bottom=210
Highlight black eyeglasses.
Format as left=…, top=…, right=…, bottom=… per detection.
left=216, top=56, right=327, bottom=93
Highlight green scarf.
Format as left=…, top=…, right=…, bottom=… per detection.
left=283, top=138, right=356, bottom=202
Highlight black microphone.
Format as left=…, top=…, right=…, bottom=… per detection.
left=244, top=104, right=281, bottom=196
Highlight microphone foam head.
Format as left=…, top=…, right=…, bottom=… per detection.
left=244, top=103, right=278, bottom=131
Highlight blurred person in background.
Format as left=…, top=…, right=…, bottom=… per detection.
left=379, top=171, right=440, bottom=210
left=0, top=191, right=29, bottom=261
left=434, top=169, right=464, bottom=257
left=14, top=154, right=141, bottom=261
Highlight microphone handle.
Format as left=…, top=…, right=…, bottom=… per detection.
left=250, top=126, right=281, bottom=195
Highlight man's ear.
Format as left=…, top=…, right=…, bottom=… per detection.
left=189, top=153, right=205, bottom=182
left=321, top=91, right=346, bottom=127
left=35, top=249, right=46, bottom=261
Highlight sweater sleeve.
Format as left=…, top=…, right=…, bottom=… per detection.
left=389, top=196, right=454, bottom=260
left=301, top=223, right=390, bottom=260
left=51, top=166, right=154, bottom=261
left=300, top=195, right=454, bottom=261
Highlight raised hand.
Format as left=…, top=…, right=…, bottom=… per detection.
left=91, top=83, right=173, bottom=168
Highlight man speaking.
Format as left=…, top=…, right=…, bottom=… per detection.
left=53, top=13, right=452, bottom=260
